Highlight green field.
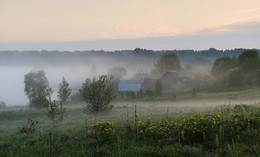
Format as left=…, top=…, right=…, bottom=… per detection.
left=0, top=88, right=260, bottom=157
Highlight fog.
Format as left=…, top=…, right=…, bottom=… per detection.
left=0, top=55, right=156, bottom=106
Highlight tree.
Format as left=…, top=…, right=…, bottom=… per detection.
left=156, top=53, right=181, bottom=72
left=152, top=53, right=181, bottom=76
left=45, top=99, right=60, bottom=125
left=155, top=80, right=163, bottom=96
left=79, top=75, right=114, bottom=113
left=58, top=77, right=72, bottom=104
left=108, top=66, right=127, bottom=80
left=238, top=50, right=259, bottom=72
left=0, top=101, right=6, bottom=109
left=211, top=56, right=233, bottom=77
left=24, top=70, right=52, bottom=108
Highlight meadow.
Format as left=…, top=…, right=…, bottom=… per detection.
left=0, top=88, right=260, bottom=157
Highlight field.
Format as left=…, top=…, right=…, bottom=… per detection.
left=0, top=88, right=260, bottom=157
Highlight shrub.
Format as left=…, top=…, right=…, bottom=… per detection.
left=79, top=75, right=114, bottom=113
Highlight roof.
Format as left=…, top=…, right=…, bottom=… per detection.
left=118, top=80, right=142, bottom=92
left=142, top=79, right=156, bottom=90
left=133, top=73, right=152, bottom=80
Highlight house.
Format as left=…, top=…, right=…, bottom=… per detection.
left=133, top=73, right=156, bottom=91
left=159, top=71, right=192, bottom=94
left=118, top=71, right=192, bottom=96
left=118, top=80, right=142, bottom=92
left=118, top=80, right=142, bottom=98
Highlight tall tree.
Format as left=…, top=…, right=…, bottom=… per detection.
left=58, top=77, right=72, bottom=104
left=152, top=53, right=181, bottom=76
left=24, top=70, right=52, bottom=108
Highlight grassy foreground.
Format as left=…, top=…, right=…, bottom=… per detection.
left=0, top=103, right=259, bottom=157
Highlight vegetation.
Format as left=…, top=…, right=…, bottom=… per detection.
left=155, top=80, right=163, bottom=96
left=1, top=48, right=260, bottom=156
left=108, top=66, right=127, bottom=80
left=211, top=49, right=260, bottom=88
left=0, top=103, right=259, bottom=157
left=79, top=75, right=115, bottom=113
left=152, top=53, right=181, bottom=76
left=24, top=70, right=53, bottom=108
left=58, top=77, right=72, bottom=105
left=0, top=101, right=6, bottom=109
left=45, top=99, right=61, bottom=125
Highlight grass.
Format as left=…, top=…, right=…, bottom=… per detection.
left=0, top=88, right=260, bottom=156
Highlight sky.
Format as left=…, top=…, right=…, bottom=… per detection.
left=1, top=0, right=260, bottom=50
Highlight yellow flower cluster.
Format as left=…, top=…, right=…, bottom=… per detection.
left=95, top=121, right=114, bottom=136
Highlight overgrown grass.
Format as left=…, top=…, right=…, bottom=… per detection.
left=0, top=103, right=259, bottom=157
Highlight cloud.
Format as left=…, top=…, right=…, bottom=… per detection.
left=0, top=21, right=260, bottom=51
left=99, top=32, right=111, bottom=39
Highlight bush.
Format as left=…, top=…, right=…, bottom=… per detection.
left=79, top=75, right=114, bottom=113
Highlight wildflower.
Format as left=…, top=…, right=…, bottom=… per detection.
left=147, top=117, right=150, bottom=120
left=217, top=115, right=221, bottom=118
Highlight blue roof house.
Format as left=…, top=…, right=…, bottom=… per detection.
left=118, top=80, right=142, bottom=92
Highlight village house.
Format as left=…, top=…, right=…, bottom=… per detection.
left=118, top=71, right=192, bottom=96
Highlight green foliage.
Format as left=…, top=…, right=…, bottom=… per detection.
left=79, top=75, right=114, bottom=113
left=192, top=88, right=197, bottom=98
left=227, top=68, right=244, bottom=87
left=125, top=91, right=131, bottom=99
left=211, top=50, right=260, bottom=88
left=125, top=91, right=137, bottom=99
left=0, top=101, right=6, bottom=109
left=153, top=53, right=181, bottom=76
left=145, top=89, right=154, bottom=97
left=130, top=92, right=136, bottom=99
left=19, top=119, right=38, bottom=134
left=137, top=105, right=260, bottom=147
left=94, top=121, right=114, bottom=143
left=238, top=49, right=259, bottom=72
left=45, top=99, right=60, bottom=125
left=0, top=104, right=259, bottom=156
left=24, top=70, right=52, bottom=108
left=58, top=77, right=72, bottom=104
left=137, top=88, right=144, bottom=98
left=155, top=80, right=163, bottom=96
left=211, top=56, right=235, bottom=77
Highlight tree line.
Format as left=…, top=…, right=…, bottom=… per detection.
left=211, top=49, right=260, bottom=88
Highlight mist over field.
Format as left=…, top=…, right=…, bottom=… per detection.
left=0, top=52, right=156, bottom=106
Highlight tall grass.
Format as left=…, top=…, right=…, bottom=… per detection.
left=0, top=104, right=259, bottom=156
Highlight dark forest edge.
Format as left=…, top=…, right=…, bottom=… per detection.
left=1, top=48, right=260, bottom=66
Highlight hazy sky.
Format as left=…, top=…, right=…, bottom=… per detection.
left=1, top=0, right=260, bottom=50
